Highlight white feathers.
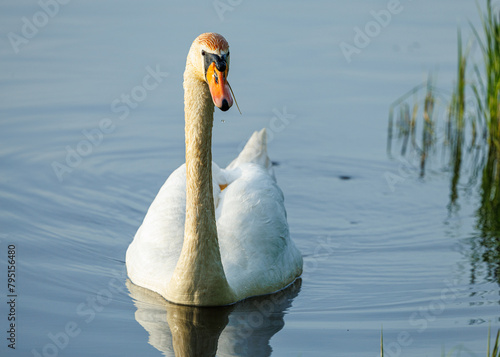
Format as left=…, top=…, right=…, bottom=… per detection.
left=126, top=128, right=303, bottom=304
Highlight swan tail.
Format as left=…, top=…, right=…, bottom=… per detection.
left=226, top=128, right=274, bottom=176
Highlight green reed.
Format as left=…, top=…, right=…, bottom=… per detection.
left=469, top=0, right=500, bottom=282
left=470, top=0, right=500, bottom=190
left=387, top=0, right=500, bottom=283
left=388, top=0, right=500, bottom=181
left=447, top=27, right=470, bottom=206
left=489, top=326, right=500, bottom=357
left=387, top=78, right=438, bottom=178
left=471, top=0, right=500, bottom=150
left=383, top=2, right=500, bottom=353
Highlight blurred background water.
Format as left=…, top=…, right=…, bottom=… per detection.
left=0, top=0, right=499, bottom=356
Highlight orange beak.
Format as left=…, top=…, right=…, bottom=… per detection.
left=206, top=62, right=233, bottom=111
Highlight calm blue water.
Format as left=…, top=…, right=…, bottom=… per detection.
left=1, top=0, right=499, bottom=356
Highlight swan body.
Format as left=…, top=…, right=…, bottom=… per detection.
left=126, top=33, right=302, bottom=306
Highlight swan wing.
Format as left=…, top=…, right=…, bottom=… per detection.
left=216, top=163, right=302, bottom=299
left=215, top=129, right=302, bottom=299
left=127, top=129, right=302, bottom=301
left=126, top=165, right=187, bottom=294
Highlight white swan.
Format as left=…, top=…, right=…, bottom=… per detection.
left=126, top=33, right=302, bottom=306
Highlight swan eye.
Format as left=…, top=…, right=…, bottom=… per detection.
left=201, top=50, right=206, bottom=56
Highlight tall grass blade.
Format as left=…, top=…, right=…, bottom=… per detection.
left=488, top=324, right=492, bottom=357
left=492, top=328, right=500, bottom=357
left=380, top=327, right=383, bottom=357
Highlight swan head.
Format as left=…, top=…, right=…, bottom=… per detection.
left=187, top=33, right=233, bottom=112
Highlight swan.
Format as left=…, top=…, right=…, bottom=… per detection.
left=126, top=33, right=303, bottom=306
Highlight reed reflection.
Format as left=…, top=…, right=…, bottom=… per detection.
left=387, top=81, right=500, bottom=286
left=387, top=0, right=500, bottom=283
left=474, top=150, right=500, bottom=284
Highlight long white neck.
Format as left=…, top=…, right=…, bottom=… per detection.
left=165, top=66, right=235, bottom=306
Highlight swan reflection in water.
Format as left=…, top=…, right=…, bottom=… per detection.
left=126, top=279, right=301, bottom=356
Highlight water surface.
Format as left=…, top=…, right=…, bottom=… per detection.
left=1, top=0, right=498, bottom=356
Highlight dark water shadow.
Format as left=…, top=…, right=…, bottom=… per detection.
left=472, top=148, right=500, bottom=284
left=126, top=279, right=302, bottom=356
